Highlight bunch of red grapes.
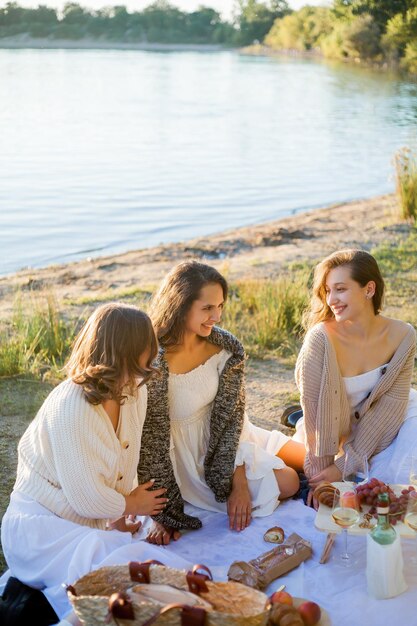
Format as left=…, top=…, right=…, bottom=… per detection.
left=356, top=478, right=416, bottom=525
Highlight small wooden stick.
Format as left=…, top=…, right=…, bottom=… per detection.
left=319, top=532, right=336, bottom=564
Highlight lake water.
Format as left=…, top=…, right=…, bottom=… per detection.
left=1, top=49, right=417, bottom=275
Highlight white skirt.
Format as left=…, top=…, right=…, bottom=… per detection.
left=171, top=411, right=289, bottom=518
left=0, top=492, right=192, bottom=619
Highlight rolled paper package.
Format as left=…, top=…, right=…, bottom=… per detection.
left=228, top=533, right=312, bottom=590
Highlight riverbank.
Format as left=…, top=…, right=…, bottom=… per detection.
left=0, top=34, right=228, bottom=51
left=240, top=43, right=323, bottom=59
left=1, top=192, right=417, bottom=572
left=0, top=193, right=405, bottom=317
left=240, top=43, right=404, bottom=75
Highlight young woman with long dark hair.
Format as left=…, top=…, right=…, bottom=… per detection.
left=137, top=261, right=303, bottom=545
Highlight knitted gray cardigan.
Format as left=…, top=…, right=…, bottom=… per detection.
left=137, top=326, right=246, bottom=530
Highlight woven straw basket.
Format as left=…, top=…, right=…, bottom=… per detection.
left=67, top=561, right=269, bottom=626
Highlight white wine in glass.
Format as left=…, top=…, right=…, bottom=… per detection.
left=405, top=492, right=417, bottom=530
left=332, top=507, right=360, bottom=528
left=332, top=487, right=360, bottom=565
left=405, top=512, right=417, bottom=531
left=405, top=491, right=417, bottom=568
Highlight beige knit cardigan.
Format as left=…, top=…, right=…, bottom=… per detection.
left=14, top=378, right=146, bottom=528
left=295, top=322, right=416, bottom=478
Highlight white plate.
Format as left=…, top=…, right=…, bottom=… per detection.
left=314, top=483, right=416, bottom=537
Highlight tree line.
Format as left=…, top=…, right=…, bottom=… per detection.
left=264, top=0, right=417, bottom=74
left=0, top=0, right=289, bottom=46
left=1, top=0, right=416, bottom=74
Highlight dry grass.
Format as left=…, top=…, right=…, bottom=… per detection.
left=394, top=147, right=417, bottom=222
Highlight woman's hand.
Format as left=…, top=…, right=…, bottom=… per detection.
left=308, top=464, right=342, bottom=488
left=227, top=465, right=252, bottom=532
left=109, top=515, right=142, bottom=534
left=124, top=480, right=168, bottom=516
left=146, top=521, right=181, bottom=545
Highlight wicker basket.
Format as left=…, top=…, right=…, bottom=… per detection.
left=67, top=561, right=269, bottom=626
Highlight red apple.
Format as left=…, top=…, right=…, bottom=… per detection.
left=270, top=590, right=293, bottom=606
left=298, top=601, right=321, bottom=625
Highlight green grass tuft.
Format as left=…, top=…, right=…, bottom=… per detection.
left=394, top=147, right=417, bottom=222
left=372, top=229, right=417, bottom=328
left=66, top=286, right=153, bottom=307
left=223, top=275, right=309, bottom=359
left=0, top=294, right=83, bottom=379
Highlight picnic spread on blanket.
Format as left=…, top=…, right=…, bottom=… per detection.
left=52, top=383, right=417, bottom=626
left=61, top=481, right=417, bottom=626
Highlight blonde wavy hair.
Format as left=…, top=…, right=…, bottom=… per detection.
left=66, top=303, right=158, bottom=404
left=305, top=249, right=385, bottom=330
left=150, top=260, right=228, bottom=347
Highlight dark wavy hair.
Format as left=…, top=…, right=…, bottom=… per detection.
left=305, top=249, right=385, bottom=330
left=150, top=260, right=228, bottom=347
left=66, top=303, right=158, bottom=404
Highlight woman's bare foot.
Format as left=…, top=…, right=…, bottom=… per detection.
left=146, top=521, right=181, bottom=545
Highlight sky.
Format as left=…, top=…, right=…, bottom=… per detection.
left=14, top=0, right=328, bottom=20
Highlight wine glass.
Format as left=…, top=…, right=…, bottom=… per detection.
left=405, top=490, right=417, bottom=567
left=342, top=452, right=369, bottom=486
left=331, top=485, right=360, bottom=565
left=409, top=455, right=417, bottom=489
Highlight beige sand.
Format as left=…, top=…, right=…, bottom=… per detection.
left=0, top=193, right=401, bottom=320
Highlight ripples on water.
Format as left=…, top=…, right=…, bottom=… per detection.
left=1, top=49, right=417, bottom=274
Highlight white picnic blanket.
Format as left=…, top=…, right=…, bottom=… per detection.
left=95, top=409, right=417, bottom=626
left=94, top=500, right=416, bottom=626
left=7, top=405, right=417, bottom=625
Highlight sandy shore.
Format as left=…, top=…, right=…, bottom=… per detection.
left=0, top=193, right=403, bottom=319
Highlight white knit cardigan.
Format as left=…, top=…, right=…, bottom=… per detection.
left=14, top=378, right=146, bottom=529
left=295, top=322, right=416, bottom=478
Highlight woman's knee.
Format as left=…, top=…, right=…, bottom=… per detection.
left=275, top=467, right=300, bottom=500
left=277, top=440, right=306, bottom=472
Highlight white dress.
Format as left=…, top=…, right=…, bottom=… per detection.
left=168, top=350, right=289, bottom=517
left=293, top=365, right=417, bottom=484
left=0, top=387, right=191, bottom=620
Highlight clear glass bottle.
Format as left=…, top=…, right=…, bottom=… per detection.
left=369, top=492, right=396, bottom=545
left=366, top=491, right=407, bottom=599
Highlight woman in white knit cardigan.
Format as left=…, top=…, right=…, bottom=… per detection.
left=0, top=303, right=185, bottom=623
left=294, top=249, right=417, bottom=488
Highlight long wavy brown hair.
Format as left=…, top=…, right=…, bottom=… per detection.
left=150, top=260, right=228, bottom=347
left=66, top=303, right=158, bottom=404
left=305, top=249, right=385, bottom=330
